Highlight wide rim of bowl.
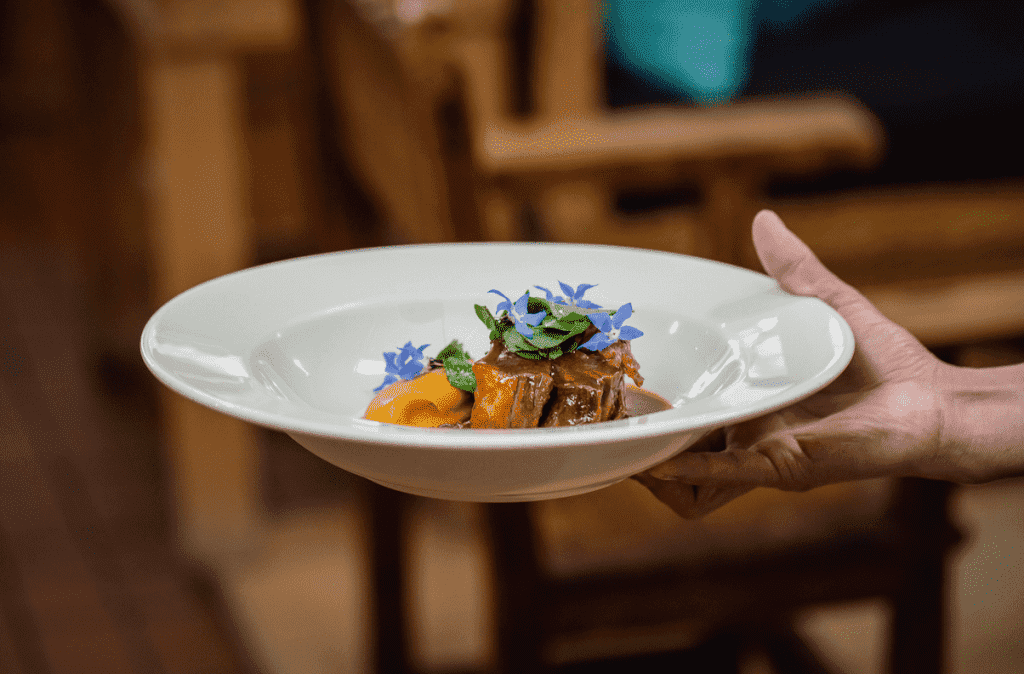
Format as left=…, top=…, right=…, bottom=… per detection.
left=140, top=242, right=855, bottom=449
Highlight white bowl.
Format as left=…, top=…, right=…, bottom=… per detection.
left=140, top=243, right=853, bottom=502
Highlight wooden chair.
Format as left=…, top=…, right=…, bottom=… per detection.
left=315, top=1, right=1024, bottom=672
left=315, top=0, right=883, bottom=254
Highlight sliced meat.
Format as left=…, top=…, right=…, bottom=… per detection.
left=542, top=347, right=627, bottom=427
left=470, top=341, right=555, bottom=428
left=466, top=336, right=644, bottom=429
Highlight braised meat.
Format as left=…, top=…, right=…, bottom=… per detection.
left=468, top=336, right=643, bottom=428
left=470, top=340, right=555, bottom=428
left=542, top=340, right=642, bottom=427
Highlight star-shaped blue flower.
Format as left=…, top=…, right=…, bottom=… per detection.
left=374, top=341, right=429, bottom=391
left=488, top=289, right=546, bottom=339
left=579, top=303, right=643, bottom=351
left=534, top=282, right=602, bottom=311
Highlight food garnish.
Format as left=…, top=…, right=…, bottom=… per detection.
left=365, top=283, right=646, bottom=428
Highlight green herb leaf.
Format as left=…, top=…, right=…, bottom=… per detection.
left=525, top=328, right=573, bottom=349
left=435, top=339, right=477, bottom=392
left=475, top=304, right=497, bottom=331
left=502, top=327, right=537, bottom=354
left=443, top=356, right=476, bottom=391
left=527, top=295, right=552, bottom=315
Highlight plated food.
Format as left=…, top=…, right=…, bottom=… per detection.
left=139, top=242, right=854, bottom=501
left=364, top=283, right=667, bottom=429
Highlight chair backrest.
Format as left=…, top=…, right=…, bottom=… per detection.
left=316, top=0, right=459, bottom=243
left=318, top=0, right=884, bottom=259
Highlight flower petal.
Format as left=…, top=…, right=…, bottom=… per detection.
left=612, top=303, right=633, bottom=328
left=573, top=283, right=597, bottom=300
left=513, top=318, right=534, bottom=339
left=488, top=289, right=512, bottom=313
left=618, top=325, right=644, bottom=341
left=399, top=341, right=420, bottom=359
left=398, top=360, right=423, bottom=379
left=558, top=281, right=575, bottom=298
left=575, top=299, right=602, bottom=309
left=534, top=285, right=555, bottom=301
left=588, top=312, right=614, bottom=333
left=513, top=292, right=531, bottom=317
left=523, top=309, right=546, bottom=326
left=579, top=333, right=615, bottom=351
left=383, top=351, right=398, bottom=372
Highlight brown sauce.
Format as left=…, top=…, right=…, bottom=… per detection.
left=623, top=385, right=674, bottom=418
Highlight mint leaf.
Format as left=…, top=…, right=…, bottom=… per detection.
left=525, top=328, right=572, bottom=349
left=436, top=339, right=464, bottom=361
left=443, top=355, right=476, bottom=391
left=527, top=296, right=552, bottom=315
left=435, top=339, right=477, bottom=392
left=475, top=304, right=497, bottom=331
left=502, top=327, right=537, bottom=355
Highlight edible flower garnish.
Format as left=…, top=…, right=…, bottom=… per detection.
left=375, top=340, right=476, bottom=393
left=535, top=282, right=602, bottom=315
left=374, top=288, right=644, bottom=393
left=579, top=303, right=644, bottom=351
left=374, top=341, right=429, bottom=391
left=488, top=289, right=546, bottom=339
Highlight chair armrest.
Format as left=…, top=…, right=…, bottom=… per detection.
left=477, top=94, right=884, bottom=179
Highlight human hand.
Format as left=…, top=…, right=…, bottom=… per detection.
left=633, top=210, right=954, bottom=519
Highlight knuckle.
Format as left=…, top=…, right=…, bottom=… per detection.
left=758, top=440, right=814, bottom=491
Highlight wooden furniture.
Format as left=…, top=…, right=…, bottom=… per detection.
left=108, top=0, right=307, bottom=565
left=313, top=1, right=1024, bottom=673
left=317, top=0, right=883, bottom=256
left=488, top=448, right=958, bottom=673
left=320, top=0, right=1024, bottom=344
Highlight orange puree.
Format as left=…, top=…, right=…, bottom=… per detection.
left=364, top=369, right=472, bottom=427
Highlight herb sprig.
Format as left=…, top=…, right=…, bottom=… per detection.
left=372, top=283, right=643, bottom=393
left=475, top=293, right=593, bottom=360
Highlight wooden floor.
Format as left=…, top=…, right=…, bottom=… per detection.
left=0, top=239, right=261, bottom=674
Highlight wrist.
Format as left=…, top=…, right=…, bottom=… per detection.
left=930, top=362, right=1024, bottom=484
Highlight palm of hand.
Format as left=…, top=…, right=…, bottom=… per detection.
left=721, top=309, right=945, bottom=491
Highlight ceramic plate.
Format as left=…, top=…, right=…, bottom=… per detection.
left=140, top=243, right=854, bottom=501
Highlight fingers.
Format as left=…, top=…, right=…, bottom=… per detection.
left=644, top=439, right=795, bottom=488
left=632, top=473, right=753, bottom=519
left=751, top=210, right=874, bottom=318
left=753, top=210, right=939, bottom=385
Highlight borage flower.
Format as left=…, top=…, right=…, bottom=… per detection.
left=374, top=341, right=429, bottom=391
left=534, top=282, right=602, bottom=312
left=488, top=289, right=546, bottom=339
left=579, top=303, right=643, bottom=351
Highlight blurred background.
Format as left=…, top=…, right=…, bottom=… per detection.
left=1, top=0, right=1022, bottom=672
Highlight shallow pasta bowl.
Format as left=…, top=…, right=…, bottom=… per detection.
left=140, top=243, right=854, bottom=502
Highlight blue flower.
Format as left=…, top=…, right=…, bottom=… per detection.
left=488, top=289, right=546, bottom=339
left=579, top=303, right=643, bottom=351
left=374, top=341, right=429, bottom=391
left=534, top=282, right=602, bottom=311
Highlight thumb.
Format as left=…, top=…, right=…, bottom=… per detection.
left=752, top=210, right=871, bottom=317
